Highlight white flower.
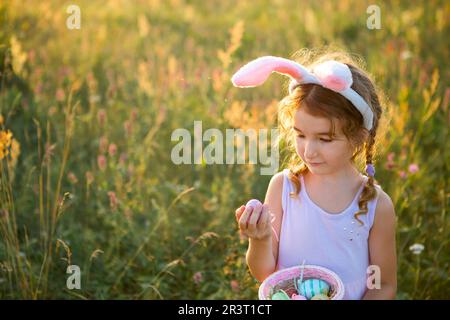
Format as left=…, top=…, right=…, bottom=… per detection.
left=409, top=243, right=424, bottom=255
left=401, top=51, right=412, bottom=60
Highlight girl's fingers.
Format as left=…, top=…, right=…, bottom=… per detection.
left=256, top=206, right=269, bottom=237
left=235, top=205, right=245, bottom=222
left=247, top=204, right=262, bottom=233
left=257, top=205, right=270, bottom=226
left=239, top=206, right=254, bottom=231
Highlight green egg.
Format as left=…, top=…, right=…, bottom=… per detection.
left=311, top=293, right=330, bottom=300
left=271, top=289, right=290, bottom=300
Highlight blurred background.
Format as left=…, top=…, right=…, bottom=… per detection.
left=0, top=0, right=448, bottom=299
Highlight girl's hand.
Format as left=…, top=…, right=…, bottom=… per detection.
left=235, top=203, right=271, bottom=241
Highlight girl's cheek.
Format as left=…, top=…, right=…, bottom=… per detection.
left=294, top=141, right=303, bottom=157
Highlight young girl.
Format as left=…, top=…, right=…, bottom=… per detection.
left=232, top=50, right=397, bottom=300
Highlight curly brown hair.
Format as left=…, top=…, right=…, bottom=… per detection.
left=277, top=48, right=388, bottom=225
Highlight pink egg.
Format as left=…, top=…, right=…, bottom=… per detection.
left=246, top=199, right=262, bottom=209
left=291, top=294, right=307, bottom=300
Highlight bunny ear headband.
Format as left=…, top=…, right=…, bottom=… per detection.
left=231, top=56, right=374, bottom=131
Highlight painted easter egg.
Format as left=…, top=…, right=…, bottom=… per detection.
left=291, top=293, right=307, bottom=300
left=246, top=199, right=262, bottom=209
left=271, top=289, right=290, bottom=300
left=311, top=293, right=330, bottom=300
left=298, top=278, right=330, bottom=299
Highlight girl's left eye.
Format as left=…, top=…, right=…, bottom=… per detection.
left=320, top=139, right=332, bottom=142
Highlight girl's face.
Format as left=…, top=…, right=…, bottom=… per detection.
left=293, top=108, right=355, bottom=174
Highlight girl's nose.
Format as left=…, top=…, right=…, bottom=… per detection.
left=304, top=141, right=318, bottom=158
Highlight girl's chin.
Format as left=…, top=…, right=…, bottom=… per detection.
left=307, top=164, right=332, bottom=174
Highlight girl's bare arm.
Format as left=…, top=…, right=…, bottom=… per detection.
left=236, top=172, right=284, bottom=282
left=363, top=191, right=397, bottom=299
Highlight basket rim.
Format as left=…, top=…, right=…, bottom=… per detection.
left=258, top=264, right=345, bottom=300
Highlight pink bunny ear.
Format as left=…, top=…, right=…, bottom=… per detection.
left=312, top=60, right=353, bottom=92
left=231, top=56, right=314, bottom=88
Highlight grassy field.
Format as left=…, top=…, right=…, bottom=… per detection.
left=0, top=0, right=448, bottom=299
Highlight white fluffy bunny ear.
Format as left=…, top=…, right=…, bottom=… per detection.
left=231, top=56, right=317, bottom=88
left=312, top=60, right=353, bottom=92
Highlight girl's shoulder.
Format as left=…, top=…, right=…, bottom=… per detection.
left=270, top=169, right=296, bottom=190
left=267, top=170, right=285, bottom=195
left=370, top=188, right=396, bottom=241
left=375, top=188, right=394, bottom=214
left=367, top=186, right=396, bottom=233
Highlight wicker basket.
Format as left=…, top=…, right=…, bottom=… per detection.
left=258, top=265, right=345, bottom=300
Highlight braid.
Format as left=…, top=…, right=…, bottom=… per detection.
left=354, top=131, right=378, bottom=225
left=354, top=90, right=383, bottom=225
left=288, top=162, right=309, bottom=199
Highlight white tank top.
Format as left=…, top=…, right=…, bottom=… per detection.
left=276, top=169, right=382, bottom=300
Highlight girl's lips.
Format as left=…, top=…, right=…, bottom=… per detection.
left=309, top=162, right=323, bottom=166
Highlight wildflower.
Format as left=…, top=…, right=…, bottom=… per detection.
left=400, top=50, right=412, bottom=60
left=385, top=152, right=396, bottom=170
left=10, top=36, right=27, bottom=76
left=0, top=130, right=13, bottom=159
left=193, top=272, right=203, bottom=285
left=408, top=163, right=419, bottom=174
left=409, top=243, right=424, bottom=255
left=399, top=171, right=407, bottom=179
left=55, top=88, right=65, bottom=102
left=97, top=155, right=107, bottom=171
left=97, top=109, right=107, bottom=127
left=108, top=143, right=117, bottom=157
left=230, top=280, right=240, bottom=293
left=107, top=191, right=118, bottom=211
left=68, top=172, right=78, bottom=184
